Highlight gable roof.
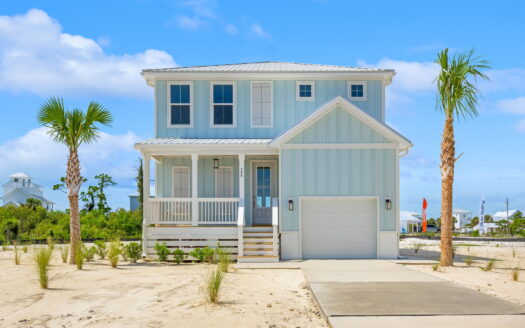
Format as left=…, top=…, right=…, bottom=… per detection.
left=0, top=188, right=54, bottom=204
left=143, top=61, right=394, bottom=73
left=270, top=96, right=412, bottom=151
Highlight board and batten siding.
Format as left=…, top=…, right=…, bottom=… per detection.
left=155, top=80, right=384, bottom=138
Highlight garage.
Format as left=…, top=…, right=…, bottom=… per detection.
left=300, top=197, right=378, bottom=259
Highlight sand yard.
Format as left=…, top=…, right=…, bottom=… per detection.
left=0, top=247, right=326, bottom=328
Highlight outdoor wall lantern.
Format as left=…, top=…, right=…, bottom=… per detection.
left=213, top=158, right=219, bottom=169
left=288, top=199, right=294, bottom=211
left=385, top=198, right=392, bottom=211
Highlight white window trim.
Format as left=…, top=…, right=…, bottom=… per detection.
left=250, top=81, right=273, bottom=128
left=172, top=166, right=191, bottom=198
left=348, top=81, right=367, bottom=101
left=296, top=81, right=315, bottom=101
left=167, top=81, right=193, bottom=128
left=214, top=166, right=234, bottom=198
left=210, top=81, right=237, bottom=128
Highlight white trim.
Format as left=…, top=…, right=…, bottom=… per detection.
left=395, top=151, right=400, bottom=258
left=298, top=196, right=380, bottom=259
left=210, top=81, right=237, bottom=128
left=281, top=143, right=396, bottom=150
left=296, top=81, right=315, bottom=101
left=348, top=81, right=367, bottom=101
left=214, top=166, right=234, bottom=198
left=270, top=96, right=412, bottom=150
left=171, top=166, right=190, bottom=198
left=167, top=81, right=194, bottom=128
left=250, top=81, right=273, bottom=128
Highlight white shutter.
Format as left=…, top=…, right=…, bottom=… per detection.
left=251, top=82, right=272, bottom=127
left=215, top=167, right=233, bottom=197
left=173, top=167, right=190, bottom=197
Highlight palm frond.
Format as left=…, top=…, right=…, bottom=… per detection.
left=435, top=48, right=490, bottom=119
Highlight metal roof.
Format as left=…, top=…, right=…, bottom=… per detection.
left=137, top=138, right=272, bottom=145
left=143, top=61, right=393, bottom=73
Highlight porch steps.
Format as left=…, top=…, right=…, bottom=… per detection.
left=238, top=226, right=278, bottom=263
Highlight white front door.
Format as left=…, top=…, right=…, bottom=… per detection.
left=252, top=162, right=276, bottom=226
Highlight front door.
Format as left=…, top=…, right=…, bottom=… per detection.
left=252, top=162, right=276, bottom=225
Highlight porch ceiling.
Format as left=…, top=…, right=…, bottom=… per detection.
left=135, top=138, right=277, bottom=155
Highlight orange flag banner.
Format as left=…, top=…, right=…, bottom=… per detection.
left=422, top=198, right=428, bottom=232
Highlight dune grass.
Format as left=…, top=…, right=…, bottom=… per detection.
left=32, top=246, right=54, bottom=288
left=464, top=255, right=474, bottom=266
left=107, top=239, right=121, bottom=268
left=75, top=244, right=84, bottom=269
left=13, top=242, right=21, bottom=265
left=218, top=249, right=231, bottom=273
left=512, top=265, right=520, bottom=281
left=206, top=265, right=224, bottom=304
left=60, top=246, right=69, bottom=263
left=481, top=258, right=497, bottom=272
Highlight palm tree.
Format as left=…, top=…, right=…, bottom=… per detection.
left=38, top=97, right=112, bottom=264
left=435, top=49, right=489, bottom=266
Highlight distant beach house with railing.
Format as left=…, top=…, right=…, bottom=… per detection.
left=1, top=173, right=54, bottom=210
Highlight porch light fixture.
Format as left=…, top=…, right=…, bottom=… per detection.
left=213, top=158, right=219, bottom=169
left=385, top=198, right=392, bottom=211
left=288, top=199, right=294, bottom=211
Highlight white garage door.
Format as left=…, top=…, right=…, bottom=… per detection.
left=301, top=198, right=377, bottom=259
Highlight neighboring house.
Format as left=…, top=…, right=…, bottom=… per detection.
left=129, top=195, right=140, bottom=211
left=452, top=209, right=472, bottom=229
left=1, top=173, right=54, bottom=210
left=492, top=210, right=520, bottom=222
left=135, top=61, right=412, bottom=262
left=473, top=222, right=499, bottom=234
left=400, top=211, right=420, bottom=233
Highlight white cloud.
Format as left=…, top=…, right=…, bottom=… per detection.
left=181, top=0, right=217, bottom=19
left=483, top=68, right=525, bottom=93
left=224, top=24, right=238, bottom=35
left=0, top=9, right=176, bottom=98
left=496, top=97, right=525, bottom=114
left=176, top=15, right=207, bottom=29
left=517, top=119, right=525, bottom=133
left=250, top=24, right=270, bottom=38
left=0, top=127, right=141, bottom=187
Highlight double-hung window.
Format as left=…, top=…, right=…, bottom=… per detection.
left=348, top=81, right=367, bottom=100
left=251, top=81, right=273, bottom=127
left=296, top=81, right=315, bottom=101
left=211, top=82, right=235, bottom=127
left=215, top=167, right=233, bottom=197
left=172, top=166, right=190, bottom=197
left=168, top=82, right=192, bottom=126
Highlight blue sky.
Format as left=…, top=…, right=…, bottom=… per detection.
left=1, top=0, right=524, bottom=217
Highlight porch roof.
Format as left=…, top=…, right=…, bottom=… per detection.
left=134, top=138, right=276, bottom=155
left=137, top=138, right=272, bottom=145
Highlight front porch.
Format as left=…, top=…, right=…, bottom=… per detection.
left=137, top=140, right=280, bottom=261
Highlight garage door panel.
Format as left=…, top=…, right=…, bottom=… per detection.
left=301, top=198, right=377, bottom=259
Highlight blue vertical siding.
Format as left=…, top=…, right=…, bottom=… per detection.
left=155, top=80, right=383, bottom=138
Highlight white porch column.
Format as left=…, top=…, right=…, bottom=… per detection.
left=191, top=153, right=199, bottom=226
left=238, top=154, right=245, bottom=204
left=142, top=153, right=151, bottom=256
left=238, top=154, right=246, bottom=257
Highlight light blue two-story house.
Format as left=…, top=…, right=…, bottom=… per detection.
left=135, top=61, right=412, bottom=262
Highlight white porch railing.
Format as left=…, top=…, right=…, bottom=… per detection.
left=198, top=198, right=239, bottom=224
left=149, top=198, right=193, bottom=224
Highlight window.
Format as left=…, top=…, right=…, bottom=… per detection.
left=251, top=81, right=273, bottom=127
left=296, top=81, right=315, bottom=101
left=348, top=81, right=367, bottom=100
left=215, top=167, right=233, bottom=197
left=168, top=82, right=192, bottom=126
left=172, top=166, right=190, bottom=197
left=211, top=82, right=235, bottom=126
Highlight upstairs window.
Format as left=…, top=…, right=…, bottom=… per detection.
left=348, top=81, right=367, bottom=100
left=251, top=81, right=273, bottom=127
left=169, top=82, right=192, bottom=126
left=211, top=82, right=235, bottom=127
left=296, top=81, right=315, bottom=101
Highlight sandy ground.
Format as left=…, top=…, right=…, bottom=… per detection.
left=0, top=247, right=326, bottom=328
left=400, top=239, right=525, bottom=306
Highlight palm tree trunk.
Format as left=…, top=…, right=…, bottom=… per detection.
left=440, top=116, right=455, bottom=266
left=67, top=149, right=82, bottom=264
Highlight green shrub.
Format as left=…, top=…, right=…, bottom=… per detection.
left=202, top=247, right=215, bottom=263
left=470, top=230, right=480, bottom=237
left=481, top=258, right=496, bottom=272
left=172, top=248, right=186, bottom=264
left=218, top=249, right=231, bottom=273
left=107, top=239, right=121, bottom=268
left=124, top=242, right=142, bottom=264
left=206, top=265, right=224, bottom=304
left=94, top=240, right=107, bottom=259
left=82, top=245, right=97, bottom=261
left=32, top=246, right=53, bottom=288
left=189, top=248, right=204, bottom=262
left=60, top=246, right=69, bottom=263
left=13, top=242, right=21, bottom=265
left=75, top=244, right=84, bottom=269
left=155, top=242, right=170, bottom=261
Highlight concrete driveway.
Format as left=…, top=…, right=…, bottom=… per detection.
left=301, top=260, right=525, bottom=328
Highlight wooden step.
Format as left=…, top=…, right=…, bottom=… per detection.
left=237, top=255, right=279, bottom=263
left=244, top=242, right=272, bottom=245
left=244, top=248, right=273, bottom=251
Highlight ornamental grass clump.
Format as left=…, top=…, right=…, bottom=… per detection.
left=155, top=242, right=170, bottom=262
left=107, top=239, right=121, bottom=268
left=32, top=245, right=54, bottom=288
left=481, top=258, right=496, bottom=272
left=124, top=242, right=142, bottom=264
left=432, top=262, right=440, bottom=271
left=206, top=265, right=224, bottom=304
left=22, top=244, right=29, bottom=253
left=60, top=246, right=69, bottom=263
left=82, top=245, right=97, bottom=261
left=13, top=242, right=21, bottom=265
left=218, top=249, right=231, bottom=273
left=75, top=244, right=84, bottom=270
left=512, top=265, right=520, bottom=281
left=94, top=240, right=107, bottom=259
left=464, top=255, right=474, bottom=266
